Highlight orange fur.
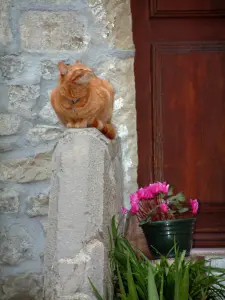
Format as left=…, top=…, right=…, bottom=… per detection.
left=51, top=60, right=116, bottom=139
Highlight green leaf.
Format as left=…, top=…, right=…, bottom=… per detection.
left=117, top=265, right=127, bottom=297
left=168, top=210, right=176, bottom=214
left=167, top=195, right=177, bottom=202
left=159, top=274, right=164, bottom=300
left=168, top=185, right=174, bottom=196
left=111, top=215, right=118, bottom=240
left=139, top=218, right=149, bottom=226
left=136, top=284, right=146, bottom=299
left=180, top=267, right=189, bottom=300
left=178, top=250, right=186, bottom=271
left=127, top=256, right=139, bottom=300
left=176, top=192, right=186, bottom=202
left=148, top=262, right=159, bottom=300
left=178, top=207, right=189, bottom=214
left=88, top=278, right=104, bottom=300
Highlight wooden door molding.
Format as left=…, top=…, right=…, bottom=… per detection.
left=149, top=0, right=225, bottom=18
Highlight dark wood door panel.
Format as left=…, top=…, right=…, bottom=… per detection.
left=194, top=204, right=225, bottom=247
left=149, top=0, right=225, bottom=18
left=131, top=0, right=225, bottom=248
left=152, top=42, right=225, bottom=246
left=149, top=20, right=225, bottom=42
left=152, top=42, right=225, bottom=201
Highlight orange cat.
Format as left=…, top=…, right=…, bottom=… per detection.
left=50, top=60, right=116, bottom=139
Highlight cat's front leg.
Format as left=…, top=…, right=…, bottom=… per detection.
left=66, top=122, right=75, bottom=128
left=74, top=119, right=88, bottom=128
left=67, top=120, right=88, bottom=128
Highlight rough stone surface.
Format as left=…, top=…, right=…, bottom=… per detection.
left=41, top=60, right=59, bottom=80
left=89, top=0, right=134, bottom=49
left=98, top=57, right=138, bottom=203
left=0, top=188, right=20, bottom=214
left=44, top=129, right=123, bottom=299
left=68, top=294, right=93, bottom=300
left=26, top=194, right=49, bottom=217
left=20, top=11, right=89, bottom=52
left=0, top=0, right=12, bottom=46
left=0, top=151, right=52, bottom=183
left=39, top=101, right=59, bottom=125
left=0, top=273, right=43, bottom=300
left=28, top=0, right=76, bottom=4
left=39, top=218, right=48, bottom=236
left=0, top=55, right=24, bottom=80
left=58, top=240, right=104, bottom=297
left=26, top=125, right=63, bottom=146
left=0, top=224, right=33, bottom=265
left=41, top=59, right=71, bottom=80
left=0, top=114, right=21, bottom=136
left=0, top=141, right=15, bottom=152
left=8, top=85, right=40, bottom=119
left=0, top=85, right=10, bottom=113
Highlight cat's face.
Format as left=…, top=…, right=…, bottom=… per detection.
left=58, top=60, right=94, bottom=85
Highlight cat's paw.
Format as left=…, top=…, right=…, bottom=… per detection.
left=66, top=122, right=75, bottom=128
left=74, top=120, right=88, bottom=128
left=67, top=120, right=87, bottom=128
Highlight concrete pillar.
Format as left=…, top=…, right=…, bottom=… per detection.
left=43, top=129, right=123, bottom=300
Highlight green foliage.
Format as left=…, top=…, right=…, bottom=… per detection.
left=90, top=216, right=225, bottom=300
left=89, top=278, right=104, bottom=300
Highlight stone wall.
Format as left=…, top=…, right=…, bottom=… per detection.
left=0, top=0, right=137, bottom=299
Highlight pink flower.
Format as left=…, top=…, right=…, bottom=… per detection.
left=149, top=183, right=159, bottom=194
left=142, top=186, right=153, bottom=199
left=136, top=188, right=146, bottom=200
left=129, top=192, right=139, bottom=214
left=130, top=192, right=139, bottom=205
left=160, top=182, right=169, bottom=194
left=160, top=203, right=169, bottom=213
left=190, top=199, right=199, bottom=214
left=121, top=206, right=128, bottom=215
left=148, top=182, right=169, bottom=195
left=130, top=201, right=139, bottom=214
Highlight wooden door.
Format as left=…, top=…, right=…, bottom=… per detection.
left=129, top=0, right=225, bottom=250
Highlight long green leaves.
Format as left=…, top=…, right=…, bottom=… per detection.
left=127, top=257, right=139, bottom=300
left=148, top=263, right=159, bottom=300
left=89, top=216, right=225, bottom=300
left=174, top=249, right=189, bottom=300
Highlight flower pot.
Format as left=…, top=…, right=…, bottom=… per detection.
left=141, top=218, right=196, bottom=259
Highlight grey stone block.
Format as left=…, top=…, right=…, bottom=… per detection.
left=8, top=85, right=40, bottom=119
left=1, top=273, right=43, bottom=300
left=20, top=11, right=89, bottom=52
left=0, top=114, right=21, bottom=136
left=26, top=194, right=49, bottom=217
left=0, top=0, right=12, bottom=46
left=44, top=129, right=123, bottom=300
left=0, top=151, right=53, bottom=183
left=0, top=188, right=20, bottom=214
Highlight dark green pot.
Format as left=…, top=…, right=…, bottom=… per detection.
left=140, top=218, right=196, bottom=259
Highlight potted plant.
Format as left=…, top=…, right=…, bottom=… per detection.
left=121, top=182, right=199, bottom=259
left=90, top=217, right=225, bottom=300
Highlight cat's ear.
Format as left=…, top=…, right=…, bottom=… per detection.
left=76, top=60, right=81, bottom=63
left=58, top=61, right=68, bottom=75
left=76, top=72, right=94, bottom=84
